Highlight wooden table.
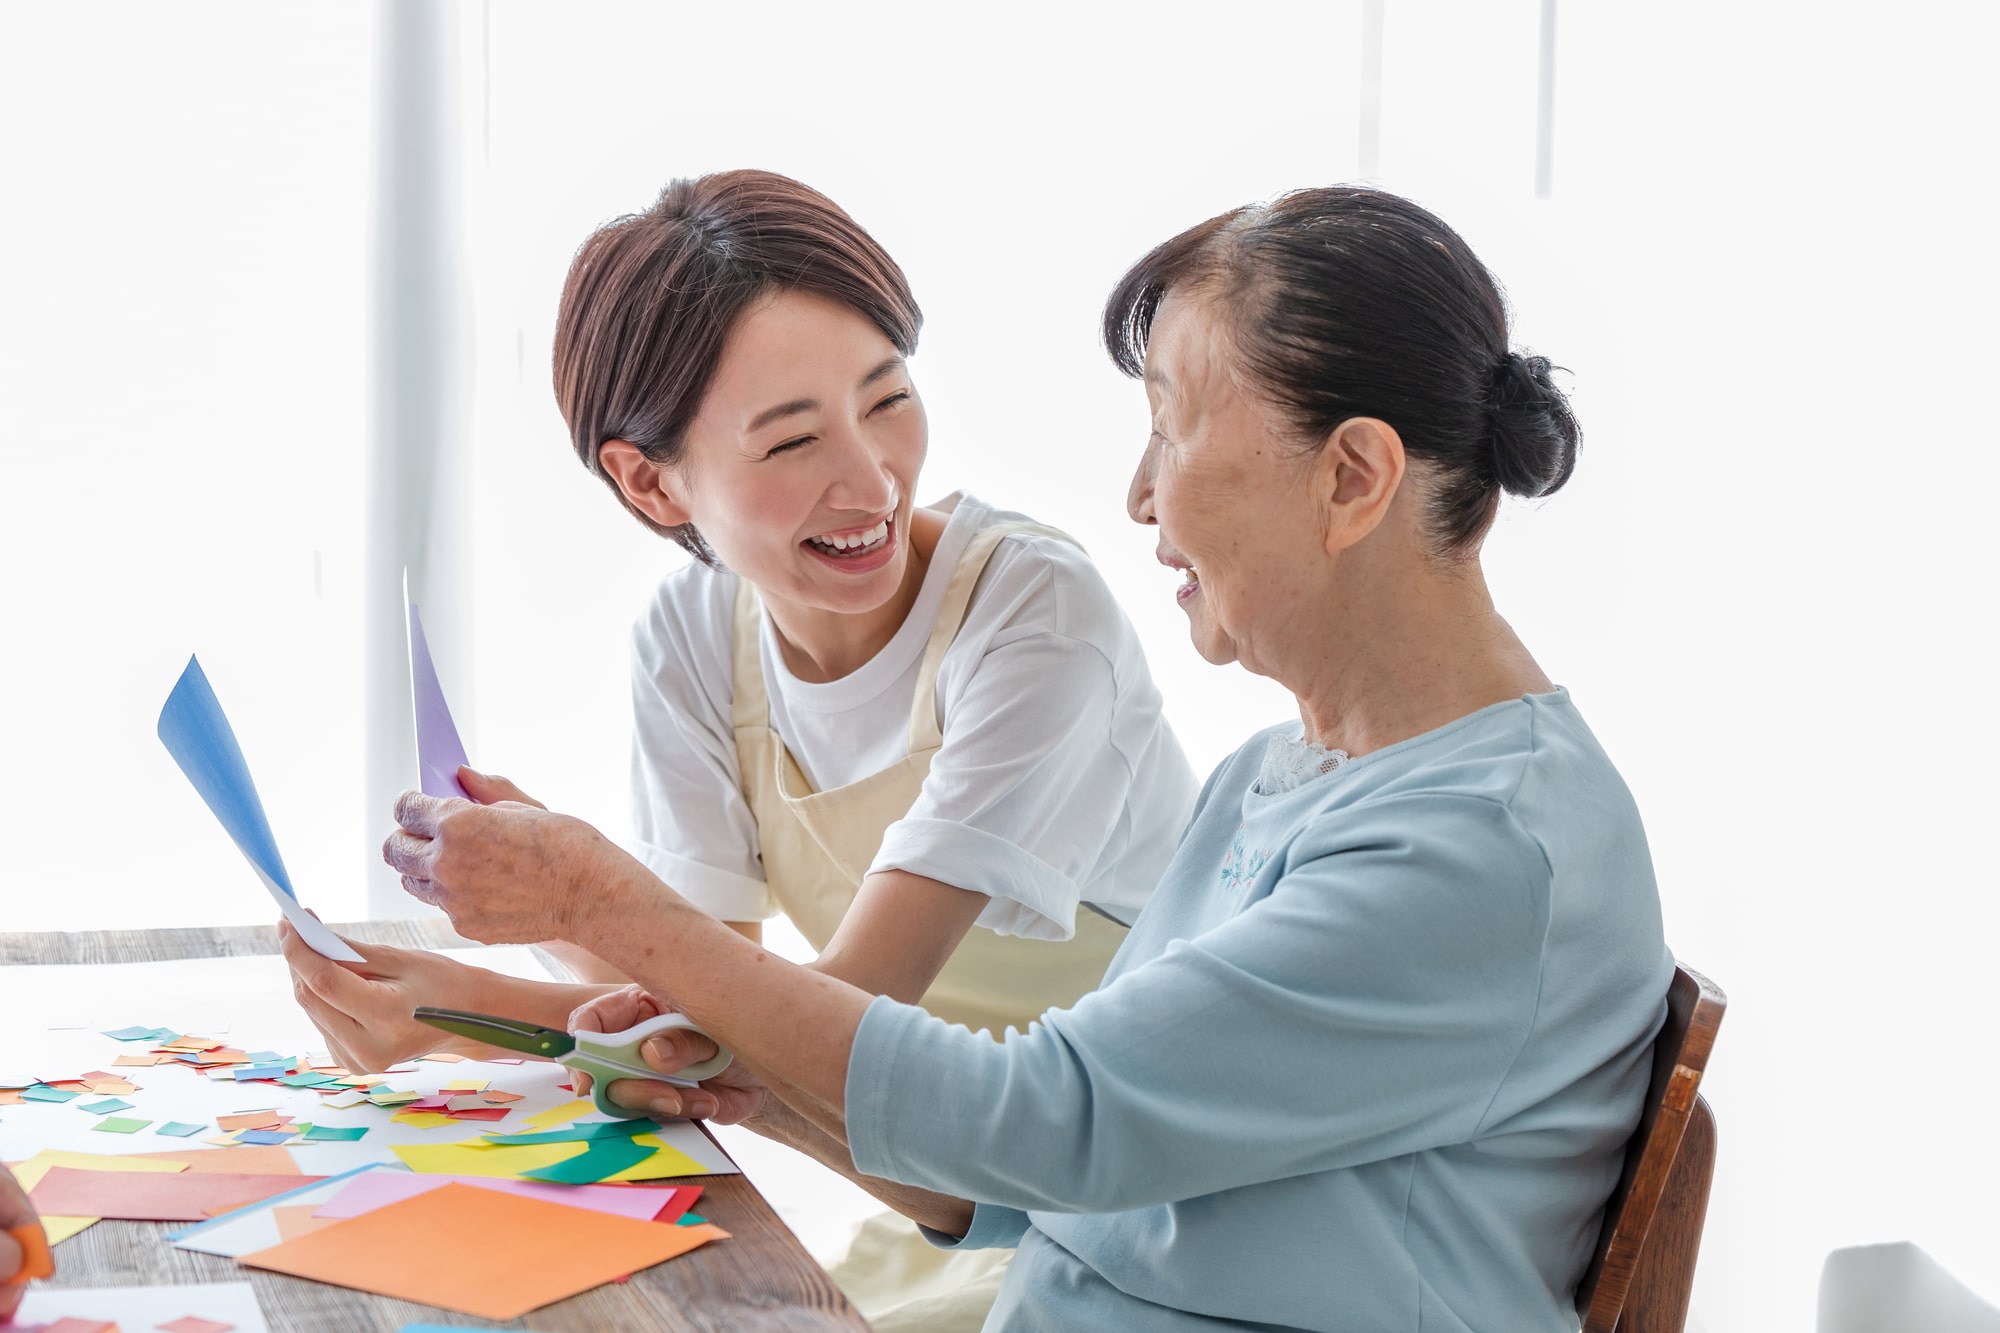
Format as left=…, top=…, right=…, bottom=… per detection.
left=1, top=920, right=871, bottom=1332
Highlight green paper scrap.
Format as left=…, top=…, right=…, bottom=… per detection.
left=280, top=1072, right=344, bottom=1088
left=300, top=1124, right=370, bottom=1142
left=491, top=1117, right=654, bottom=1147
left=92, top=1116, right=151, bottom=1134
left=517, top=1135, right=658, bottom=1184
left=21, top=1085, right=82, bottom=1103
left=156, top=1121, right=207, bottom=1137
left=79, top=1097, right=135, bottom=1115
left=676, top=1212, right=707, bottom=1226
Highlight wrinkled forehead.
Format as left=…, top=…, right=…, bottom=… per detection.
left=1142, top=288, right=1249, bottom=419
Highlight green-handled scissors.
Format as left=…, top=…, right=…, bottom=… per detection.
left=412, top=1006, right=733, bottom=1120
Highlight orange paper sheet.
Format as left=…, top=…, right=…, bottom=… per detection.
left=241, top=1182, right=727, bottom=1319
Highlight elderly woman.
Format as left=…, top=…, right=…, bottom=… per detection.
left=340, top=186, right=1671, bottom=1329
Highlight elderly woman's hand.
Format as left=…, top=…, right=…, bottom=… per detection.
left=568, top=985, right=771, bottom=1126
left=382, top=781, right=632, bottom=947
left=1, top=1163, right=50, bottom=1318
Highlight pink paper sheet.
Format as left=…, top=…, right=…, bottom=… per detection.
left=313, top=1172, right=697, bottom=1224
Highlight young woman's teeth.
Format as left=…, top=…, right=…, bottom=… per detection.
left=809, top=519, right=890, bottom=555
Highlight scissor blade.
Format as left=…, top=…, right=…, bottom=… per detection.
left=411, top=1006, right=575, bottom=1059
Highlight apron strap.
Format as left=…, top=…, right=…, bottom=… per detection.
left=730, top=579, right=769, bottom=732
left=906, top=520, right=1080, bottom=754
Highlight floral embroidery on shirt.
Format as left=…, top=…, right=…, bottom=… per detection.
left=1218, top=823, right=1271, bottom=903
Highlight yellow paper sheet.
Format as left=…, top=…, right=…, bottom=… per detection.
left=516, top=1098, right=593, bottom=1133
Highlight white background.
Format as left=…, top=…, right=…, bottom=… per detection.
left=2, top=3, right=1997, bottom=1328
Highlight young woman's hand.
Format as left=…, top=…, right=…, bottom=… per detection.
left=568, top=985, right=772, bottom=1126
left=281, top=923, right=501, bottom=1072
left=381, top=787, right=634, bottom=946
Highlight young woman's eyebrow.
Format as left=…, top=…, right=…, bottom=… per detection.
left=744, top=359, right=908, bottom=433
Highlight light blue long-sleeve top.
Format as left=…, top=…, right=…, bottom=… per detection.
left=845, top=689, right=1673, bottom=1331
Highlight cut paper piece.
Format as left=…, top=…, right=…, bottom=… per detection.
left=91, top=1116, right=150, bottom=1134
left=22, top=1084, right=82, bottom=1103
left=114, top=1053, right=167, bottom=1067
left=318, top=1092, right=370, bottom=1109
left=406, top=580, right=472, bottom=801
left=519, top=1135, right=658, bottom=1184
left=37, top=1319, right=115, bottom=1333
left=79, top=1098, right=134, bottom=1115
left=218, top=1112, right=283, bottom=1132
left=315, top=1172, right=696, bottom=1225
left=159, top=1318, right=238, bottom=1333
left=517, top=1098, right=593, bottom=1133
left=394, top=1134, right=711, bottom=1182
left=416, top=1051, right=465, bottom=1063
left=269, top=1204, right=336, bottom=1242
left=297, top=1124, right=369, bottom=1142
left=481, top=1090, right=524, bottom=1103
left=14, top=1283, right=268, bottom=1333
left=103, top=1025, right=172, bottom=1041
left=677, top=1212, right=706, bottom=1226
left=8, top=1149, right=188, bottom=1249
left=156, top=1122, right=208, bottom=1137
left=131, top=1146, right=301, bottom=1174
left=442, top=1079, right=489, bottom=1092
left=493, top=1116, right=655, bottom=1146
left=232, top=1064, right=291, bottom=1081
left=241, top=1183, right=726, bottom=1320
left=28, top=1167, right=323, bottom=1222
left=443, top=1107, right=509, bottom=1122
left=237, top=1129, right=295, bottom=1146
left=156, top=655, right=365, bottom=963
left=389, top=1112, right=458, bottom=1130
left=169, top=1165, right=383, bottom=1258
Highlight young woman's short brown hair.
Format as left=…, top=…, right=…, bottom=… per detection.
left=553, top=170, right=923, bottom=565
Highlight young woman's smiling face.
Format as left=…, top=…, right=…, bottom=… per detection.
left=670, top=289, right=927, bottom=619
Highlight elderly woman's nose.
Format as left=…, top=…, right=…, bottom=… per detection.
left=1127, top=441, right=1159, bottom=525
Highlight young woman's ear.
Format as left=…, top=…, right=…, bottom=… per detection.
left=599, top=440, right=693, bottom=528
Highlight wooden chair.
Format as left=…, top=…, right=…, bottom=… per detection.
left=1575, top=962, right=1727, bottom=1333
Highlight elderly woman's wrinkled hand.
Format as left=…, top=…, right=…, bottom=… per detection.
left=382, top=781, right=622, bottom=947
left=568, top=985, right=771, bottom=1126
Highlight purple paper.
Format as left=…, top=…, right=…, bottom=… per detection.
left=404, top=572, right=472, bottom=801
left=312, top=1172, right=684, bottom=1223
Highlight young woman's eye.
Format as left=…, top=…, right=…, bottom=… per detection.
left=872, top=391, right=911, bottom=413
left=766, top=436, right=812, bottom=458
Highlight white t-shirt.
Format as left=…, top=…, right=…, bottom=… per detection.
left=628, top=494, right=1198, bottom=942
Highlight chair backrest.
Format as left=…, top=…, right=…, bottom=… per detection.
left=1575, top=962, right=1727, bottom=1333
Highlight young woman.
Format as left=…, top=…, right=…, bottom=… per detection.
left=336, top=185, right=1676, bottom=1330
left=283, top=171, right=1198, bottom=1330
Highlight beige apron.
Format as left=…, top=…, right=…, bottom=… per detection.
left=731, top=516, right=1130, bottom=1331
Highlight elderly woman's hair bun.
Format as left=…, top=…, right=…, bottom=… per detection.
left=1484, top=351, right=1579, bottom=500
left=1105, top=186, right=1580, bottom=556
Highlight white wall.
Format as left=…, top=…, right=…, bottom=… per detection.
left=3, top=3, right=1997, bottom=1328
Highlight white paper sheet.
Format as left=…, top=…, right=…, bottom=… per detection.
left=14, top=1281, right=269, bottom=1332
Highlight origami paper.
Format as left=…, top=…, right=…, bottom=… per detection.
left=156, top=655, right=364, bottom=962
left=78, top=1098, right=134, bottom=1116
left=13, top=1283, right=267, bottom=1333
left=168, top=1165, right=384, bottom=1256
left=156, top=1122, right=208, bottom=1137
left=132, top=1146, right=300, bottom=1174
left=518, top=1136, right=658, bottom=1184
left=394, top=1133, right=710, bottom=1182
left=406, top=582, right=473, bottom=801
left=28, top=1167, right=322, bottom=1222
left=492, top=1116, right=654, bottom=1145
left=241, top=1183, right=727, bottom=1320
left=236, top=1130, right=295, bottom=1146
left=217, top=1112, right=284, bottom=1132
left=297, top=1124, right=369, bottom=1142
left=516, top=1098, right=592, bottom=1132
left=89, top=1116, right=149, bottom=1134
left=9, top=1150, right=187, bottom=1245
left=22, top=1085, right=82, bottom=1103
left=315, top=1172, right=697, bottom=1224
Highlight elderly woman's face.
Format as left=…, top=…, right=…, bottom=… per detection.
left=1128, top=293, right=1326, bottom=673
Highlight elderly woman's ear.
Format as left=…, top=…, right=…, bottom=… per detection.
left=1314, top=416, right=1407, bottom=556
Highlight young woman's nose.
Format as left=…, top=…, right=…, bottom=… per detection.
left=823, top=426, right=897, bottom=513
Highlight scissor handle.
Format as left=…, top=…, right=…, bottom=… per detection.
left=567, top=1012, right=734, bottom=1120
